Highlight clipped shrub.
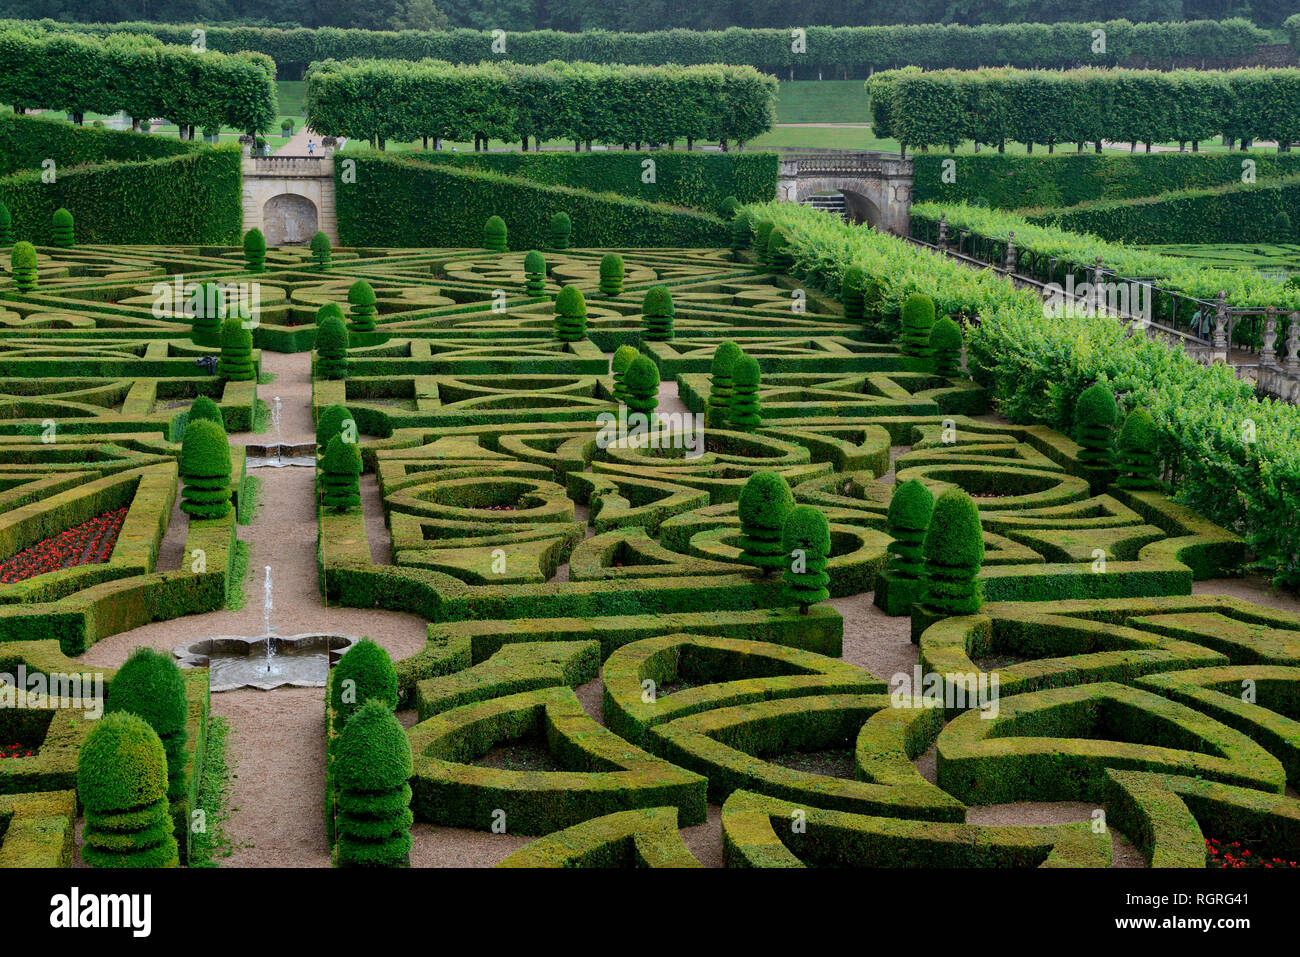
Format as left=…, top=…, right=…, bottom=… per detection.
left=107, top=648, right=189, bottom=802
left=321, top=435, right=362, bottom=512
left=243, top=228, right=266, bottom=272
left=523, top=249, right=547, bottom=295
left=921, top=488, right=985, bottom=617
left=311, top=231, right=332, bottom=267
left=782, top=505, right=831, bottom=614
left=766, top=229, right=793, bottom=272
left=611, top=344, right=639, bottom=404
left=1273, top=211, right=1292, bottom=237
left=624, top=355, right=660, bottom=416
left=641, top=286, right=674, bottom=341
left=754, top=219, right=775, bottom=266
left=190, top=281, right=225, bottom=346
left=730, top=209, right=752, bottom=259
left=179, top=418, right=233, bottom=520
left=707, top=341, right=743, bottom=429
left=0, top=202, right=11, bottom=245
left=78, top=713, right=178, bottom=868
left=186, top=395, right=224, bottom=429
left=50, top=207, right=74, bottom=248
left=316, top=310, right=350, bottom=380
left=720, top=195, right=741, bottom=218
left=332, top=699, right=413, bottom=868
left=484, top=215, right=508, bottom=251
left=347, top=280, right=377, bottom=333
left=1115, top=407, right=1161, bottom=490
left=10, top=241, right=37, bottom=292
left=729, top=353, right=761, bottom=431
left=317, top=403, right=355, bottom=449
left=217, top=317, right=255, bottom=381
left=330, top=638, right=399, bottom=733
left=930, top=317, right=964, bottom=376
left=886, top=479, right=936, bottom=581
left=554, top=285, right=587, bottom=341
left=1075, top=382, right=1119, bottom=467
left=899, top=293, right=936, bottom=359
left=548, top=211, right=572, bottom=249
left=841, top=265, right=866, bottom=322
left=737, top=470, right=795, bottom=576
left=599, top=253, right=625, bottom=297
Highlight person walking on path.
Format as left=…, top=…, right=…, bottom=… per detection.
left=308, top=140, right=315, bottom=155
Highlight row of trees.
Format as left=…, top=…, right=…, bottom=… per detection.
left=871, top=67, right=1300, bottom=153
left=0, top=28, right=278, bottom=134
left=0, top=17, right=1269, bottom=79
left=305, top=59, right=775, bottom=149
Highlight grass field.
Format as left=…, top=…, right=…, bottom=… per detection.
left=1139, top=242, right=1300, bottom=277
left=774, top=81, right=871, bottom=124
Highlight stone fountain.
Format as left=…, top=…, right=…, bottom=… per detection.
left=245, top=395, right=315, bottom=468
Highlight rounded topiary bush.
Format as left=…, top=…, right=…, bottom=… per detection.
left=217, top=317, right=255, bottom=381
left=548, top=212, right=572, bottom=250
left=316, top=311, right=350, bottom=380
left=1115, top=407, right=1161, bottom=490
left=186, top=395, right=224, bottom=429
left=729, top=210, right=752, bottom=259
left=719, top=195, right=740, bottom=218
left=899, top=293, right=936, bottom=359
left=179, top=418, right=232, bottom=520
left=624, top=355, right=660, bottom=415
left=841, top=266, right=866, bottom=322
left=243, top=228, right=266, bottom=273
left=10, top=241, right=38, bottom=292
left=484, top=215, right=508, bottom=252
left=1274, top=211, right=1292, bottom=236
left=78, top=712, right=179, bottom=868
left=523, top=250, right=547, bottom=295
left=753, top=220, right=775, bottom=266
left=708, top=340, right=743, bottom=429
left=641, top=286, right=674, bottom=341
left=611, top=344, right=640, bottom=404
left=50, top=207, right=74, bottom=248
left=191, top=281, right=225, bottom=346
left=782, top=504, right=830, bottom=613
left=1075, top=382, right=1118, bottom=467
left=311, top=231, right=332, bottom=267
left=729, top=353, right=761, bottom=431
left=321, top=435, right=362, bottom=512
left=886, top=479, right=935, bottom=581
left=554, top=285, right=587, bottom=341
left=347, top=280, right=377, bottom=334
left=317, top=403, right=355, bottom=449
left=332, top=699, right=413, bottom=868
left=330, top=638, right=398, bottom=733
left=738, top=470, right=795, bottom=575
left=599, top=253, right=625, bottom=297
left=107, top=647, right=189, bottom=802
left=921, top=488, right=985, bottom=616
left=766, top=229, right=793, bottom=272
left=930, top=317, right=964, bottom=376
left=0, top=202, right=12, bottom=246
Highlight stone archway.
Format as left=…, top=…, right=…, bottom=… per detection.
left=262, top=193, right=318, bottom=246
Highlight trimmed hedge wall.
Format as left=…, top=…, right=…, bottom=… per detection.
left=0, top=113, right=198, bottom=177
left=335, top=154, right=729, bottom=249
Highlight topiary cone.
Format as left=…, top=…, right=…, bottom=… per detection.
left=190, top=281, right=226, bottom=346
left=332, top=699, right=413, bottom=868
left=217, top=317, right=255, bottom=381
left=548, top=212, right=572, bottom=250
left=599, top=253, right=625, bottom=297
left=729, top=353, right=762, bottom=431
left=611, top=344, right=640, bottom=404
left=1075, top=382, right=1118, bottom=467
left=920, top=488, right=985, bottom=617
left=753, top=220, right=775, bottom=266
left=899, top=293, right=936, bottom=360
left=641, top=286, right=674, bottom=341
left=523, top=249, right=547, bottom=296
left=766, top=229, right=793, bottom=272
left=179, top=418, right=232, bottom=520
left=243, top=228, right=266, bottom=273
left=484, top=215, right=508, bottom=252
left=554, top=285, right=587, bottom=341
left=730, top=210, right=752, bottom=260
left=329, top=638, right=398, bottom=733
left=1115, top=407, right=1161, bottom=490
left=311, top=231, right=332, bottom=267
left=875, top=478, right=937, bottom=616
left=321, top=435, right=362, bottom=512
left=0, top=202, right=12, bottom=246
left=186, top=395, right=224, bottom=429
left=842, top=266, right=866, bottom=322
left=782, top=504, right=831, bottom=613
left=929, top=316, right=964, bottom=376
left=708, top=340, right=743, bottom=429
left=10, top=241, right=38, bottom=292
left=316, top=403, right=355, bottom=449
left=316, top=309, right=350, bottom=380
left=50, top=207, right=74, bottom=248
left=737, top=470, right=794, bottom=575
left=624, top=355, right=660, bottom=415
left=347, top=280, right=377, bottom=334
left=107, top=647, right=189, bottom=802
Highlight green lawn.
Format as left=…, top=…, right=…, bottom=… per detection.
left=774, top=81, right=870, bottom=124
left=1139, top=243, right=1300, bottom=277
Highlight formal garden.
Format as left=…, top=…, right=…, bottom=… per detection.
left=0, top=10, right=1298, bottom=885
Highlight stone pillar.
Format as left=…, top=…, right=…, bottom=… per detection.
left=1286, top=315, right=1300, bottom=372
left=1092, top=256, right=1105, bottom=289
left=1261, top=308, right=1278, bottom=367
left=1004, top=231, right=1017, bottom=274
left=936, top=213, right=947, bottom=249
left=1211, top=291, right=1228, bottom=362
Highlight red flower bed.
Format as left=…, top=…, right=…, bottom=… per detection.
left=0, top=742, right=35, bottom=760
left=0, top=507, right=128, bottom=585
left=1206, top=837, right=1300, bottom=869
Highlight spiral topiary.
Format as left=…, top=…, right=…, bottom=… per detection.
left=599, top=253, right=625, bottom=297
left=782, top=505, right=831, bottom=613
left=641, top=286, right=674, bottom=341
left=548, top=211, right=572, bottom=249
left=738, top=470, right=795, bottom=576
left=0, top=202, right=12, bottom=246
left=753, top=220, right=775, bottom=266
left=611, top=344, right=639, bottom=404
left=624, top=355, right=660, bottom=416
left=730, top=209, right=752, bottom=259
left=186, top=395, right=224, bottom=429
left=50, top=207, right=74, bottom=248
left=10, top=241, right=38, bottom=292
left=553, top=285, right=587, bottom=341
left=321, top=435, right=362, bottom=512
left=929, top=316, right=964, bottom=376
left=523, top=250, right=547, bottom=295
left=841, top=266, right=866, bottom=322
left=316, top=403, right=355, bottom=449
left=886, top=479, right=935, bottom=582
left=920, top=488, right=985, bottom=616
left=899, top=293, right=936, bottom=360
left=708, top=340, right=743, bottom=429
left=484, top=215, right=508, bottom=252
left=107, top=647, right=189, bottom=802
left=190, top=281, right=225, bottom=346
left=243, top=228, right=266, bottom=273
left=217, top=317, right=255, bottom=381
left=78, top=712, right=179, bottom=868
left=1074, top=382, right=1118, bottom=467
left=766, top=229, right=793, bottom=272
left=179, top=418, right=232, bottom=520
left=729, top=353, right=761, bottom=431
left=310, top=231, right=332, bottom=267
left=332, top=699, right=413, bottom=868
left=347, top=280, right=377, bottom=333
left=1115, top=407, right=1161, bottom=490
left=329, top=638, right=399, bottom=733
left=316, top=310, right=350, bottom=380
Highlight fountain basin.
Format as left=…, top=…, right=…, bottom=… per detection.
left=243, top=442, right=317, bottom=469
left=174, top=633, right=358, bottom=692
